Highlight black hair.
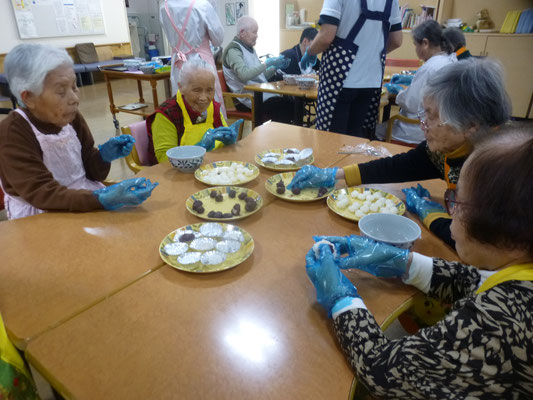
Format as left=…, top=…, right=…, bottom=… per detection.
left=300, top=27, right=318, bottom=43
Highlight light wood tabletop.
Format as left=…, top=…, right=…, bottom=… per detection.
left=1, top=122, right=457, bottom=399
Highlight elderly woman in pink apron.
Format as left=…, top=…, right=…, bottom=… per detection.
left=160, top=0, right=226, bottom=117
left=0, top=44, right=158, bottom=220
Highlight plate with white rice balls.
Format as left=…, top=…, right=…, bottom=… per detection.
left=255, top=148, right=314, bottom=171
left=327, top=187, right=405, bottom=221
left=266, top=172, right=335, bottom=202
left=186, top=186, right=263, bottom=221
left=194, top=161, right=259, bottom=186
left=159, top=223, right=254, bottom=273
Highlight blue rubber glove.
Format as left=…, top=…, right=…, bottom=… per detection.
left=383, top=83, right=404, bottom=95
left=94, top=177, right=158, bottom=210
left=265, top=56, right=287, bottom=69
left=300, top=50, right=317, bottom=70
left=212, top=119, right=244, bottom=145
left=313, top=235, right=410, bottom=278
left=98, top=135, right=135, bottom=163
left=402, top=184, right=447, bottom=222
left=391, top=74, right=415, bottom=85
left=279, top=57, right=291, bottom=70
left=195, top=131, right=218, bottom=151
left=306, top=243, right=360, bottom=317
left=287, top=165, right=338, bottom=190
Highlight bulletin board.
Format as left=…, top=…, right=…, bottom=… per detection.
left=11, top=0, right=105, bottom=39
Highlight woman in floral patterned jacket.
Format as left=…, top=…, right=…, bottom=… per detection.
left=305, top=125, right=533, bottom=399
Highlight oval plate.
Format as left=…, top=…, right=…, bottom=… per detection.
left=159, top=223, right=254, bottom=273
left=327, top=187, right=405, bottom=221
left=186, top=186, right=263, bottom=221
left=255, top=148, right=314, bottom=172
left=194, top=161, right=259, bottom=186
left=265, top=172, right=334, bottom=202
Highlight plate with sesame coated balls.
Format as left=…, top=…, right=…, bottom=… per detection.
left=327, top=187, right=405, bottom=221
left=186, top=186, right=263, bottom=221
left=194, top=161, right=259, bottom=186
left=159, top=223, right=254, bottom=273
left=255, top=148, right=314, bottom=172
left=265, top=172, right=335, bottom=202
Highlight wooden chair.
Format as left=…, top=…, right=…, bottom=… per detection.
left=217, top=70, right=255, bottom=129
left=121, top=121, right=152, bottom=173
left=385, top=58, right=422, bottom=68
left=384, top=114, right=420, bottom=148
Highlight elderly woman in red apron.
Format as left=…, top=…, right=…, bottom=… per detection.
left=0, top=44, right=157, bottom=220
left=160, top=0, right=226, bottom=117
left=300, top=0, right=402, bottom=138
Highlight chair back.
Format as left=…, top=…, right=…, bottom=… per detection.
left=217, top=70, right=229, bottom=92
left=121, top=121, right=151, bottom=173
left=385, top=58, right=421, bottom=68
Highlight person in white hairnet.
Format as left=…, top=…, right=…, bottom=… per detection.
left=160, top=0, right=226, bottom=117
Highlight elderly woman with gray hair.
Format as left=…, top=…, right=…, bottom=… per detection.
left=289, top=57, right=511, bottom=248
left=0, top=44, right=158, bottom=220
left=146, top=58, right=243, bottom=164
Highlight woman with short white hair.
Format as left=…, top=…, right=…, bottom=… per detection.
left=0, top=44, right=157, bottom=220
left=146, top=57, right=242, bottom=164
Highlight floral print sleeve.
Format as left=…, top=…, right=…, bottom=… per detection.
left=332, top=259, right=533, bottom=399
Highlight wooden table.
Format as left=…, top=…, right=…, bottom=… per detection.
left=1, top=123, right=456, bottom=399
left=102, top=68, right=171, bottom=129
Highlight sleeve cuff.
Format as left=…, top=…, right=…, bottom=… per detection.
left=390, top=23, right=402, bottom=32
left=422, top=212, right=451, bottom=229
left=318, top=14, right=340, bottom=26
left=343, top=164, right=362, bottom=186
left=402, top=252, right=433, bottom=293
left=332, top=296, right=367, bottom=319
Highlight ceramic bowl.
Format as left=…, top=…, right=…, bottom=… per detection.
left=166, top=145, right=206, bottom=173
left=296, top=77, right=316, bottom=90
left=358, top=213, right=421, bottom=249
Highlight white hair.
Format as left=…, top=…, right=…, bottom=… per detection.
left=5, top=44, right=73, bottom=107
left=177, top=57, right=216, bottom=87
left=236, top=16, right=256, bottom=35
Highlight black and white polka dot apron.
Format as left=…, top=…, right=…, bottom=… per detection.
left=315, top=0, right=393, bottom=132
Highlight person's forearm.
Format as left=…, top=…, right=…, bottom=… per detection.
left=308, top=24, right=337, bottom=55
left=335, top=168, right=345, bottom=180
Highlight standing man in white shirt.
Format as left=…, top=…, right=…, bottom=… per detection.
left=160, top=0, right=226, bottom=116
left=301, top=0, right=402, bottom=138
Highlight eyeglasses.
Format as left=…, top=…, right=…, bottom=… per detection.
left=417, top=110, right=448, bottom=131
left=444, top=188, right=470, bottom=215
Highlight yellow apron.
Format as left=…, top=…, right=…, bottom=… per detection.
left=176, top=91, right=226, bottom=148
left=0, top=313, right=39, bottom=399
left=477, top=263, right=533, bottom=294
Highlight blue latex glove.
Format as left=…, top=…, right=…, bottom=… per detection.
left=98, top=135, right=135, bottom=163
left=313, top=235, right=410, bottom=278
left=402, top=184, right=447, bottom=221
left=94, top=177, right=158, bottom=210
left=279, top=57, right=291, bottom=70
left=196, top=119, right=244, bottom=150
left=300, top=50, right=317, bottom=70
left=287, top=165, right=338, bottom=190
left=306, top=243, right=360, bottom=317
left=391, top=74, right=414, bottom=85
left=265, top=56, right=287, bottom=69
left=383, top=83, right=404, bottom=95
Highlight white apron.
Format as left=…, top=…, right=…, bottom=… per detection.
left=222, top=41, right=277, bottom=109
left=2, top=109, right=104, bottom=220
left=164, top=0, right=226, bottom=118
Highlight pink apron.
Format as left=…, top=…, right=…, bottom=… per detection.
left=164, top=0, right=227, bottom=118
left=2, top=109, right=104, bottom=220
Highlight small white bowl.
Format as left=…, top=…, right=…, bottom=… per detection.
left=359, top=213, right=421, bottom=249
left=166, top=145, right=206, bottom=173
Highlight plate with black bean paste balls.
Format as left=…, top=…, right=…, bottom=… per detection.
left=265, top=172, right=334, bottom=202
left=327, top=187, right=406, bottom=221
left=255, top=148, right=314, bottom=171
left=194, top=161, right=259, bottom=186
left=186, top=186, right=263, bottom=221
left=159, top=223, right=254, bottom=273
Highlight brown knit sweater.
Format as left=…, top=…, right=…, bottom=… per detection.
left=0, top=109, right=109, bottom=212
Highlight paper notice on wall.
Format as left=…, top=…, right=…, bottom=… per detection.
left=12, top=0, right=29, bottom=11
left=65, top=4, right=81, bottom=33
left=52, top=0, right=64, bottom=16
left=91, top=15, right=105, bottom=33
left=15, top=10, right=38, bottom=38
left=55, top=17, right=67, bottom=34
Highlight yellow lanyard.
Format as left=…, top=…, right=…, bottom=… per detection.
left=476, top=263, right=533, bottom=294
left=176, top=91, right=215, bottom=146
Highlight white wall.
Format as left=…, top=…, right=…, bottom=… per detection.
left=0, top=0, right=130, bottom=54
